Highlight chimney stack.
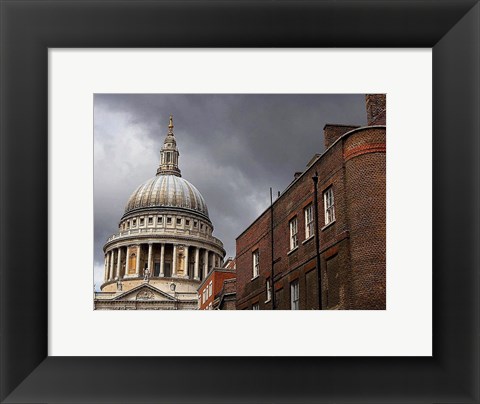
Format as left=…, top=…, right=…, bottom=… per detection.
left=366, top=94, right=386, bottom=125
left=323, top=124, right=359, bottom=149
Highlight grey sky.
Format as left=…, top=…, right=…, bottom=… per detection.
left=93, top=94, right=367, bottom=289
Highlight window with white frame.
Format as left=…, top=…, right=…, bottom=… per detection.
left=289, top=217, right=298, bottom=250
left=290, top=279, right=300, bottom=310
left=252, top=303, right=260, bottom=310
left=252, top=249, right=259, bottom=278
left=323, top=187, right=335, bottom=225
left=203, top=288, right=207, bottom=303
left=208, top=281, right=213, bottom=297
left=266, top=278, right=272, bottom=302
left=304, top=204, right=314, bottom=239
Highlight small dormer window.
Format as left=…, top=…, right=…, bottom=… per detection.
left=186, top=219, right=190, bottom=226
left=176, top=218, right=182, bottom=225
left=167, top=217, right=172, bottom=224
left=132, top=219, right=137, bottom=226
left=140, top=218, right=144, bottom=226
left=148, top=217, right=153, bottom=225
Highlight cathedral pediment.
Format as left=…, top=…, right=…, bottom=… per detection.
left=113, top=283, right=177, bottom=302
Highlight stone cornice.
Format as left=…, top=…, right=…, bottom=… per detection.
left=120, top=206, right=211, bottom=223
left=104, top=231, right=225, bottom=255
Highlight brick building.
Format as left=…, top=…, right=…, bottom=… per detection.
left=235, top=94, right=386, bottom=310
left=197, top=266, right=236, bottom=310
left=213, top=278, right=236, bottom=310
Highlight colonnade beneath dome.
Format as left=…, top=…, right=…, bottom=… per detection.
left=103, top=243, right=222, bottom=284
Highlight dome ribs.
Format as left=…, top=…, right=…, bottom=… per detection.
left=123, top=175, right=209, bottom=218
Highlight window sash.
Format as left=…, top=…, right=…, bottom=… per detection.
left=290, top=280, right=299, bottom=310
left=304, top=204, right=314, bottom=238
left=252, top=250, right=259, bottom=277
left=323, top=188, right=335, bottom=225
left=289, top=218, right=298, bottom=250
left=266, top=279, right=271, bottom=301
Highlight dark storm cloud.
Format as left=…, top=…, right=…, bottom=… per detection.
left=93, top=94, right=367, bottom=287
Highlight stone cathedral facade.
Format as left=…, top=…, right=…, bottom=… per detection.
left=94, top=116, right=225, bottom=310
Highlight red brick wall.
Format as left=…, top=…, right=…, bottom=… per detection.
left=324, top=124, right=359, bottom=149
left=237, top=138, right=352, bottom=310
left=344, top=128, right=386, bottom=309
left=198, top=270, right=236, bottom=310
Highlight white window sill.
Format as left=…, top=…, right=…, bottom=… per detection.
left=287, top=246, right=298, bottom=256
left=302, top=235, right=314, bottom=244
left=251, top=275, right=259, bottom=281
left=321, top=220, right=336, bottom=231
left=265, top=298, right=271, bottom=304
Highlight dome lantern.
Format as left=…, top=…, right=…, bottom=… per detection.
left=157, top=114, right=181, bottom=177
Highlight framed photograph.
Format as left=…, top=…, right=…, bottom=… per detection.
left=1, top=1, right=479, bottom=403
left=50, top=51, right=429, bottom=358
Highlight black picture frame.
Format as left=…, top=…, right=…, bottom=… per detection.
left=1, top=1, right=479, bottom=402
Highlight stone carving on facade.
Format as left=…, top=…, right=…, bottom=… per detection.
left=136, top=290, right=155, bottom=300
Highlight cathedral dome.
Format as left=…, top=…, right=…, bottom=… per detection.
left=124, top=174, right=209, bottom=218
left=99, top=114, right=225, bottom=307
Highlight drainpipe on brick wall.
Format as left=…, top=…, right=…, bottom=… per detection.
left=312, top=172, right=323, bottom=310
left=270, top=187, right=276, bottom=310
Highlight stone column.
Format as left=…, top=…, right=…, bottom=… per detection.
left=116, top=248, right=122, bottom=279
left=104, top=254, right=109, bottom=282
left=135, top=245, right=141, bottom=276
left=148, top=243, right=153, bottom=275
left=194, top=247, right=200, bottom=280
left=184, top=246, right=189, bottom=278
left=160, top=243, right=165, bottom=277
left=106, top=252, right=110, bottom=280
left=109, top=250, right=115, bottom=280
left=125, top=246, right=130, bottom=276
left=203, top=249, right=209, bottom=279
left=172, top=244, right=177, bottom=276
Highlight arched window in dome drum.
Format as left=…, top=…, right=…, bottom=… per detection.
left=153, top=260, right=160, bottom=277
left=128, top=253, right=136, bottom=275
left=166, top=152, right=171, bottom=163
left=188, top=256, right=194, bottom=277
left=164, top=262, right=171, bottom=277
